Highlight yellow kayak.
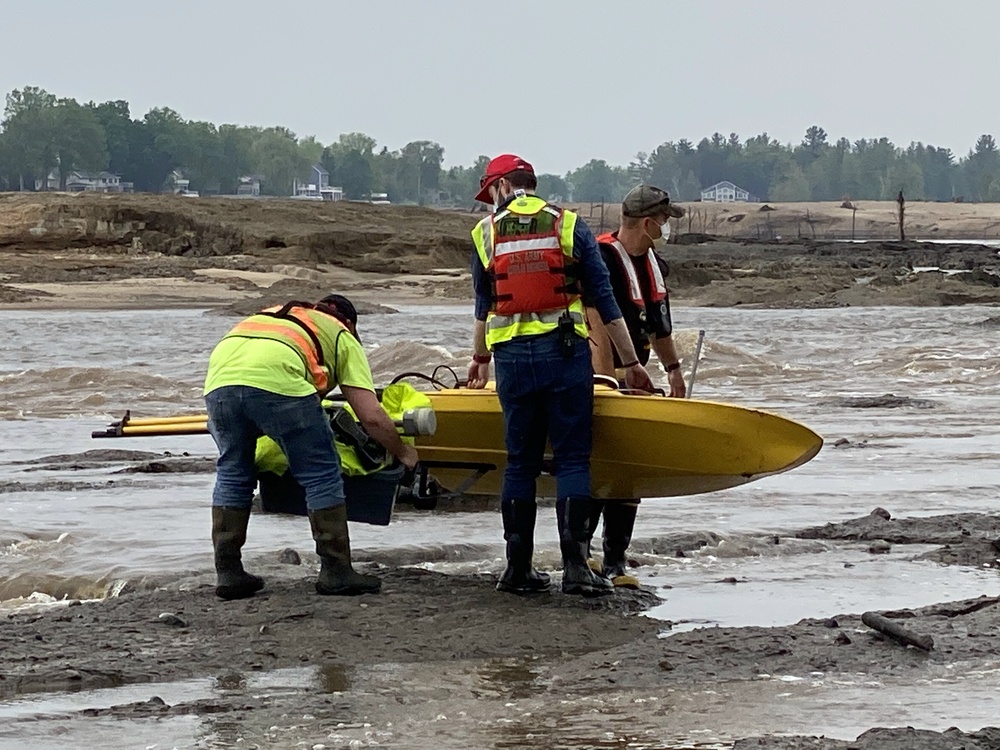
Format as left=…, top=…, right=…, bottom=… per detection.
left=419, top=385, right=823, bottom=499
left=92, top=384, right=823, bottom=501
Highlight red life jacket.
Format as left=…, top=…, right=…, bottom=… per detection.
left=490, top=200, right=578, bottom=316
left=596, top=232, right=667, bottom=309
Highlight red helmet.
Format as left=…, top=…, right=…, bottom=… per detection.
left=474, top=154, right=534, bottom=204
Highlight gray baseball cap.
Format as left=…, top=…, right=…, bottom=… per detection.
left=622, top=184, right=685, bottom=218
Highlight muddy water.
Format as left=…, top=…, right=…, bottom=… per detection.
left=2, top=304, right=1000, bottom=745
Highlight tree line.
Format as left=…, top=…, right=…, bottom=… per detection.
left=1, top=87, right=999, bottom=204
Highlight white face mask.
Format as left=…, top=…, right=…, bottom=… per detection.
left=646, top=219, right=671, bottom=248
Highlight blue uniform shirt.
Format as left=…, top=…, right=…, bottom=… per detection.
left=472, top=197, right=623, bottom=324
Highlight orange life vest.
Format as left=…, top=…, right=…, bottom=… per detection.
left=224, top=301, right=348, bottom=393
left=489, top=201, right=578, bottom=316
left=596, top=232, right=667, bottom=309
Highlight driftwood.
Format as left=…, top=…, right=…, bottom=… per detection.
left=862, top=611, right=934, bottom=651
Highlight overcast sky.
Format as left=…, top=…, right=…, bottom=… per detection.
left=4, top=0, right=998, bottom=174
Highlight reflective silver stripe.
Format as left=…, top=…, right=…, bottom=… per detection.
left=542, top=206, right=561, bottom=217
left=493, top=235, right=562, bottom=257
left=647, top=250, right=667, bottom=295
left=487, top=309, right=585, bottom=331
left=481, top=219, right=494, bottom=263
left=608, top=239, right=644, bottom=305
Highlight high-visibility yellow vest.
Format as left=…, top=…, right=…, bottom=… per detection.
left=223, top=303, right=348, bottom=393
left=472, top=195, right=588, bottom=350
left=254, top=383, right=432, bottom=478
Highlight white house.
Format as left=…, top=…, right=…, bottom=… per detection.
left=700, top=181, right=757, bottom=203
left=36, top=169, right=123, bottom=192
left=236, top=174, right=264, bottom=197
left=292, top=164, right=344, bottom=201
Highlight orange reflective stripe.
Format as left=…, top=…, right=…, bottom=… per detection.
left=229, top=319, right=329, bottom=391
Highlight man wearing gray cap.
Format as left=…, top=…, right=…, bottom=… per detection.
left=585, top=184, right=687, bottom=587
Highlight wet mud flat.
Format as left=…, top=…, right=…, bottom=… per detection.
left=1, top=510, right=1000, bottom=747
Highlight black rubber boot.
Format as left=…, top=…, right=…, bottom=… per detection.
left=586, top=499, right=606, bottom=573
left=212, top=506, right=265, bottom=600
left=602, top=501, right=640, bottom=588
left=309, top=505, right=381, bottom=596
left=496, top=498, right=551, bottom=595
left=557, top=496, right=613, bottom=597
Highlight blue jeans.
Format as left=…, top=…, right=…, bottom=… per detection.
left=206, top=386, right=346, bottom=511
left=493, top=331, right=594, bottom=502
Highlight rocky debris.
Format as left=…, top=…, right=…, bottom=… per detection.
left=114, top=457, right=216, bottom=474
left=916, top=540, right=1000, bottom=568
left=13, top=448, right=163, bottom=469
left=213, top=279, right=400, bottom=318
left=830, top=438, right=899, bottom=449
left=825, top=393, right=936, bottom=409
left=277, top=548, right=302, bottom=565
left=796, top=511, right=1000, bottom=546
left=733, top=726, right=1000, bottom=749
left=0, top=284, right=52, bottom=303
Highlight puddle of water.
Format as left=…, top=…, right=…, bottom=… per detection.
left=3, top=658, right=1000, bottom=749
left=643, top=545, right=1000, bottom=632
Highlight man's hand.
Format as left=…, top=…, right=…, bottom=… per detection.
left=398, top=444, right=419, bottom=470
left=467, top=360, right=490, bottom=389
left=668, top=367, right=686, bottom=398
left=624, top=363, right=654, bottom=392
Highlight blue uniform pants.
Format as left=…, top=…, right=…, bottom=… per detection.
left=206, top=385, right=346, bottom=511
left=493, top=331, right=594, bottom=502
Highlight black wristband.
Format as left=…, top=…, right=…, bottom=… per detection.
left=665, top=362, right=681, bottom=373
left=621, top=360, right=639, bottom=369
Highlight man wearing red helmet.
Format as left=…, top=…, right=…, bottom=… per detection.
left=467, top=153, right=654, bottom=598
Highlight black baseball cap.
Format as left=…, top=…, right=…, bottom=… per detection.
left=319, top=294, right=359, bottom=326
left=622, top=184, right=685, bottom=218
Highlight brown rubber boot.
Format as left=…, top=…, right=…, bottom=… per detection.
left=212, top=506, right=265, bottom=600
left=308, top=505, right=381, bottom=596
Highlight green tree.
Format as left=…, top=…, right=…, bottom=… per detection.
left=250, top=127, right=309, bottom=196
left=52, top=100, right=109, bottom=188
left=769, top=163, right=810, bottom=201
left=398, top=140, right=444, bottom=203
left=338, top=149, right=375, bottom=199
left=569, top=159, right=617, bottom=202
left=89, top=100, right=133, bottom=178
left=536, top=173, right=569, bottom=201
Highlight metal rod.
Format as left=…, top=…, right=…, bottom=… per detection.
left=686, top=329, right=706, bottom=399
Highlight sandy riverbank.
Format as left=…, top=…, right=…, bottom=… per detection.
left=2, top=501, right=1000, bottom=747
left=3, top=193, right=1000, bottom=311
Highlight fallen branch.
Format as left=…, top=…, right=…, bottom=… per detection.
left=862, top=611, right=934, bottom=651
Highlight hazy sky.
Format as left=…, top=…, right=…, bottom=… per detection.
left=5, top=0, right=999, bottom=174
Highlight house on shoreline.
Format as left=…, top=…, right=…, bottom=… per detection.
left=35, top=170, right=131, bottom=193
left=292, top=164, right=344, bottom=201
left=700, top=181, right=758, bottom=203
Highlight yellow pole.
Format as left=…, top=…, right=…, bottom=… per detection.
left=119, top=414, right=209, bottom=426
left=119, top=423, right=209, bottom=436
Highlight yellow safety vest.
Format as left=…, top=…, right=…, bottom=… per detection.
left=472, top=195, right=588, bottom=350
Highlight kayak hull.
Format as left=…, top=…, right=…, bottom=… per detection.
left=418, top=387, right=823, bottom=499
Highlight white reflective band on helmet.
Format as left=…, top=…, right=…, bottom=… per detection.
left=493, top=236, right=562, bottom=257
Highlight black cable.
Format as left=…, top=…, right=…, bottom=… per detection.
left=389, top=368, right=467, bottom=390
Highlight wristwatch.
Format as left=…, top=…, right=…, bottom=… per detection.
left=472, top=353, right=492, bottom=364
